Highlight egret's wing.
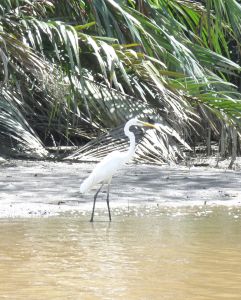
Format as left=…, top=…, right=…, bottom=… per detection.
left=80, top=150, right=126, bottom=193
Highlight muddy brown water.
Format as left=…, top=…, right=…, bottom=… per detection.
left=0, top=207, right=241, bottom=300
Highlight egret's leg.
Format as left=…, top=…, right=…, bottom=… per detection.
left=106, top=181, right=112, bottom=222
left=90, top=183, right=104, bottom=222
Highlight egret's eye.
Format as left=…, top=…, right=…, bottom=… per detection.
left=147, top=117, right=155, bottom=124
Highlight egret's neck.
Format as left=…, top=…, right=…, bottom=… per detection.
left=124, top=123, right=136, bottom=162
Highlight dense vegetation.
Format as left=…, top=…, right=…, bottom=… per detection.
left=0, top=0, right=241, bottom=163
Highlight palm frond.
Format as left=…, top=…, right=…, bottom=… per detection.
left=66, top=119, right=190, bottom=164
left=1, top=0, right=241, bottom=162
left=0, top=87, right=47, bottom=158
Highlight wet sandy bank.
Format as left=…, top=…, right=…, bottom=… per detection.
left=0, top=159, right=241, bottom=218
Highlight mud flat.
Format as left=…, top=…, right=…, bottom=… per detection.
left=0, top=159, right=241, bottom=218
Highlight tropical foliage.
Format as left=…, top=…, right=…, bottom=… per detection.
left=0, top=0, right=240, bottom=162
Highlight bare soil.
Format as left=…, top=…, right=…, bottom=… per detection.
left=0, top=159, right=241, bottom=218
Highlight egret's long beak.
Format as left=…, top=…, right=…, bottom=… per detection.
left=138, top=120, right=159, bottom=130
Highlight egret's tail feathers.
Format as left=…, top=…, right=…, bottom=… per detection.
left=80, top=175, right=93, bottom=194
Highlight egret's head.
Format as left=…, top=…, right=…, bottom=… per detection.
left=126, top=117, right=158, bottom=130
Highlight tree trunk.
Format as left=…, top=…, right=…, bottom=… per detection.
left=228, top=127, right=237, bottom=169
left=206, top=127, right=211, bottom=156
left=220, top=122, right=226, bottom=158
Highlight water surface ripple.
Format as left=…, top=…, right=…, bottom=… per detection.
left=0, top=207, right=241, bottom=299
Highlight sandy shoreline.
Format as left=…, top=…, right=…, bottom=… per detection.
left=0, top=159, right=241, bottom=218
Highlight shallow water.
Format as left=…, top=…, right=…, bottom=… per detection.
left=0, top=206, right=241, bottom=300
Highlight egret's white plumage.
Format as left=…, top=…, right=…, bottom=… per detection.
left=80, top=118, right=157, bottom=221
left=79, top=151, right=126, bottom=193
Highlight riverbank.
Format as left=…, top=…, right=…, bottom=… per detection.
left=0, top=159, right=241, bottom=218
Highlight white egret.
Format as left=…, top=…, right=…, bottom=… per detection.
left=80, top=118, right=158, bottom=222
